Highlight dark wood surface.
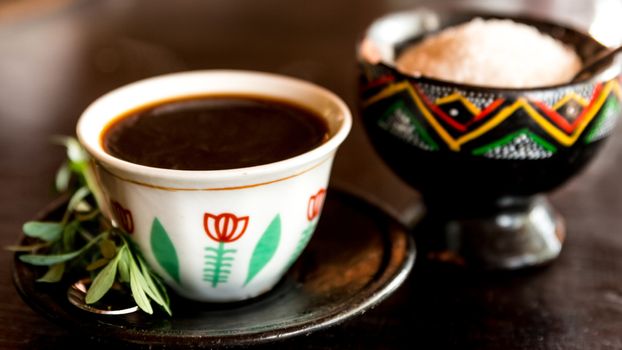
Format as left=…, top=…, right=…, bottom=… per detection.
left=1, top=0, right=621, bottom=349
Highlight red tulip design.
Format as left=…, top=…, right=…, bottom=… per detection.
left=307, top=188, right=326, bottom=221
left=111, top=200, right=134, bottom=233
left=204, top=213, right=249, bottom=243
left=203, top=212, right=249, bottom=287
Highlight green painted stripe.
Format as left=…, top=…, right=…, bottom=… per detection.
left=586, top=97, right=620, bottom=143
left=472, top=128, right=556, bottom=156
left=379, top=100, right=439, bottom=150
left=527, top=131, right=557, bottom=153
left=472, top=129, right=527, bottom=156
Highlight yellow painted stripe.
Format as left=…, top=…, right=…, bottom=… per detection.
left=456, top=99, right=524, bottom=146
left=405, top=85, right=460, bottom=150
left=363, top=81, right=410, bottom=107
left=522, top=101, right=575, bottom=146
left=435, top=92, right=481, bottom=115
left=552, top=91, right=589, bottom=110
left=363, top=79, right=620, bottom=150
left=565, top=80, right=615, bottom=144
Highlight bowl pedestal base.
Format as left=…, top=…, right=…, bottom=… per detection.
left=415, top=195, right=565, bottom=269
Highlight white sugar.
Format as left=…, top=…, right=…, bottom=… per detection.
left=396, top=18, right=582, bottom=88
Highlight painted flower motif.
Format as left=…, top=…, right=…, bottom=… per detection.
left=111, top=200, right=134, bottom=233
left=204, top=213, right=249, bottom=243
left=307, top=188, right=326, bottom=221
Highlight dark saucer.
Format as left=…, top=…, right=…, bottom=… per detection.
left=12, top=189, right=415, bottom=348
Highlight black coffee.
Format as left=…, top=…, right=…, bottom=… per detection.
left=101, top=95, right=329, bottom=170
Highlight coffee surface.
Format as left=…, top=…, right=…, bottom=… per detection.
left=102, top=96, right=329, bottom=170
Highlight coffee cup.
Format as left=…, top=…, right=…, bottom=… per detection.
left=76, top=70, right=352, bottom=302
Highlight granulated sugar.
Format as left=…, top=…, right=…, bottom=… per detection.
left=396, top=18, right=582, bottom=88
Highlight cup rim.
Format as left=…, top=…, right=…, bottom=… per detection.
left=76, top=70, right=352, bottom=183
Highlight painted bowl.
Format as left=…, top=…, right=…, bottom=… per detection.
left=358, top=9, right=622, bottom=268
left=359, top=8, right=622, bottom=216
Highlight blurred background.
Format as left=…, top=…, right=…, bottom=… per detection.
left=1, top=0, right=621, bottom=224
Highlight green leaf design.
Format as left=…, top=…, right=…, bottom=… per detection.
left=244, top=214, right=281, bottom=286
left=203, top=242, right=235, bottom=287
left=150, top=218, right=180, bottom=283
left=23, top=221, right=63, bottom=242
left=287, top=222, right=316, bottom=268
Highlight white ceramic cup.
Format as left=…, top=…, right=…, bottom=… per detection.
left=76, top=70, right=351, bottom=302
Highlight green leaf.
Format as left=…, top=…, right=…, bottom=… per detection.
left=85, top=255, right=119, bottom=304
left=244, top=214, right=281, bottom=286
left=22, top=221, right=63, bottom=242
left=100, top=238, right=117, bottom=259
left=55, top=162, right=71, bottom=193
left=37, top=263, right=65, bottom=283
left=129, top=260, right=153, bottom=314
left=151, top=269, right=171, bottom=308
left=66, top=186, right=91, bottom=214
left=52, top=136, right=89, bottom=164
left=117, top=248, right=130, bottom=283
left=75, top=209, right=100, bottom=222
left=82, top=166, right=107, bottom=213
left=137, top=256, right=172, bottom=315
left=19, top=233, right=101, bottom=266
left=150, top=218, right=180, bottom=283
left=86, top=258, right=110, bottom=271
left=62, top=220, right=79, bottom=251
left=5, top=242, right=50, bottom=252
left=20, top=250, right=81, bottom=266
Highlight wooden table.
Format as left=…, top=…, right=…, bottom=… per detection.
left=1, top=0, right=621, bottom=348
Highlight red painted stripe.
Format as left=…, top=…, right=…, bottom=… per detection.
left=364, top=75, right=395, bottom=90
left=468, top=99, right=505, bottom=125
left=535, top=83, right=604, bottom=134
left=532, top=101, right=574, bottom=133
left=413, top=84, right=467, bottom=132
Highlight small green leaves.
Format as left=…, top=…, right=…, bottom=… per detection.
left=37, top=263, right=65, bottom=283
left=52, top=136, right=89, bottom=165
left=100, top=238, right=117, bottom=259
left=138, top=256, right=172, bottom=315
left=118, top=251, right=130, bottom=283
left=55, top=162, right=71, bottom=193
left=19, top=234, right=101, bottom=266
left=5, top=242, right=50, bottom=252
left=66, top=186, right=91, bottom=213
left=86, top=258, right=110, bottom=271
left=82, top=237, right=171, bottom=315
left=19, top=250, right=83, bottom=266
left=85, top=254, right=119, bottom=304
left=12, top=136, right=172, bottom=316
left=23, top=221, right=63, bottom=242
left=129, top=258, right=153, bottom=314
left=62, top=220, right=79, bottom=251
left=244, top=214, right=281, bottom=286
